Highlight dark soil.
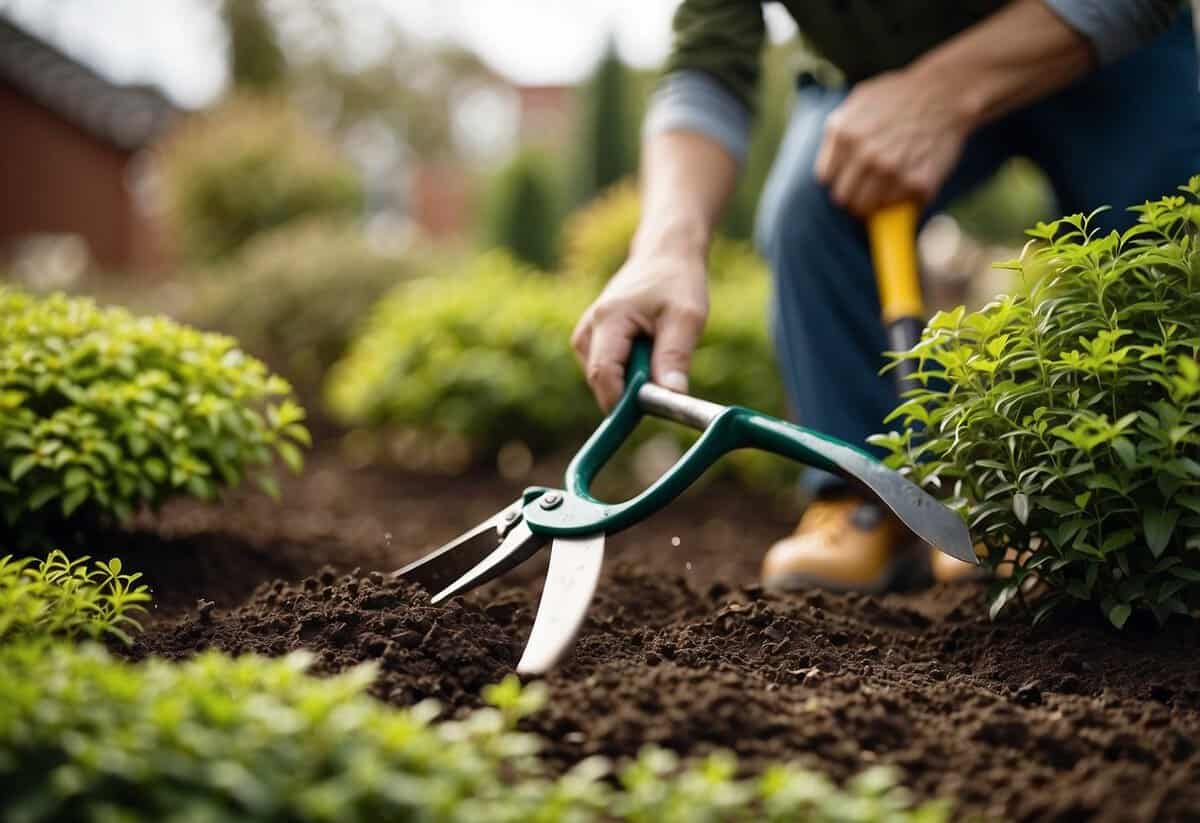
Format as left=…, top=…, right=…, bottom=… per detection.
left=118, top=447, right=1200, bottom=823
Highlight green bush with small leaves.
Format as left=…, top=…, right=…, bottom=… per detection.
left=0, top=289, right=309, bottom=545
left=873, top=177, right=1200, bottom=626
left=190, top=218, right=416, bottom=393
left=160, top=95, right=363, bottom=262
left=0, top=643, right=946, bottom=823
left=325, top=250, right=789, bottom=485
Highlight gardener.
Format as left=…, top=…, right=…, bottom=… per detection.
left=572, top=0, right=1198, bottom=593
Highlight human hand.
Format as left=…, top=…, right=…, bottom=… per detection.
left=814, top=67, right=971, bottom=218
left=571, top=251, right=709, bottom=411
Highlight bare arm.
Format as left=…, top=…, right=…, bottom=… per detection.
left=816, top=0, right=1095, bottom=216
left=571, top=130, right=738, bottom=410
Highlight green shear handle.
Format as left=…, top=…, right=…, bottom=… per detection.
left=522, top=337, right=975, bottom=564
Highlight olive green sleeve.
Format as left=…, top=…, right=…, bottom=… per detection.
left=663, top=0, right=766, bottom=116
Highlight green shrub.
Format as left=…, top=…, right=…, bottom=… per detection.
left=160, top=96, right=363, bottom=262
left=0, top=643, right=945, bottom=822
left=482, top=150, right=563, bottom=270
left=0, top=288, right=309, bottom=545
left=561, top=180, right=772, bottom=286
left=562, top=180, right=641, bottom=282
left=190, top=218, right=415, bottom=392
left=325, top=250, right=788, bottom=484
left=872, top=177, right=1200, bottom=626
left=0, top=551, right=149, bottom=644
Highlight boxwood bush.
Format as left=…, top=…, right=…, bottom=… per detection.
left=0, top=289, right=308, bottom=545
left=325, top=251, right=789, bottom=485
left=873, top=177, right=1200, bottom=626
left=159, top=95, right=363, bottom=262
left=190, top=218, right=416, bottom=393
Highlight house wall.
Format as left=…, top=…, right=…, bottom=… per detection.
left=0, top=81, right=164, bottom=271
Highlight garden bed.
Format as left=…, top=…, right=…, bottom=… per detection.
left=110, top=445, right=1200, bottom=823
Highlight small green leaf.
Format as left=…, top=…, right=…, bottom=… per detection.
left=1108, top=603, right=1132, bottom=629
left=1144, top=508, right=1180, bottom=558
left=276, top=441, right=303, bottom=473
left=1012, top=493, right=1031, bottom=525
left=255, top=473, right=281, bottom=500
left=61, top=486, right=88, bottom=517
left=10, top=454, right=37, bottom=482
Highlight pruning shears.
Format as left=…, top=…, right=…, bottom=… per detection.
left=396, top=333, right=974, bottom=676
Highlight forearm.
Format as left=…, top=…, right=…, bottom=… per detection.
left=908, top=0, right=1095, bottom=130
left=631, top=130, right=738, bottom=261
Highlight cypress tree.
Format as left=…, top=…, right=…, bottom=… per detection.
left=483, top=150, right=561, bottom=270
left=573, top=39, right=636, bottom=205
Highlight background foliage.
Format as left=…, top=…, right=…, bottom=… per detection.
left=570, top=40, right=641, bottom=207
left=481, top=150, right=563, bottom=270
left=324, top=247, right=789, bottom=485
left=159, top=96, right=363, bottom=263
left=190, top=218, right=415, bottom=394
left=0, top=289, right=308, bottom=545
left=874, top=177, right=1200, bottom=626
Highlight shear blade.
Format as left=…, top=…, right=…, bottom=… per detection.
left=517, top=534, right=606, bottom=675
left=431, top=520, right=546, bottom=604
left=395, top=501, right=522, bottom=593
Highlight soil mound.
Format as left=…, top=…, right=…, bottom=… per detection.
left=132, top=562, right=1200, bottom=823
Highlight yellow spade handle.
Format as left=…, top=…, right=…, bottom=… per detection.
left=867, top=201, right=923, bottom=325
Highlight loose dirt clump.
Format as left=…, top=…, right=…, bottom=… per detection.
left=130, top=569, right=521, bottom=707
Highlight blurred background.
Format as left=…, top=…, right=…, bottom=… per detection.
left=0, top=0, right=1058, bottom=490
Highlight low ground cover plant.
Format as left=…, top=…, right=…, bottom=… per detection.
left=0, top=551, right=149, bottom=643
left=0, top=548, right=945, bottom=822
left=325, top=250, right=789, bottom=485
left=0, top=289, right=308, bottom=545
left=874, top=176, right=1200, bottom=625
left=0, top=643, right=944, bottom=823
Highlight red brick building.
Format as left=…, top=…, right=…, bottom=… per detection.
left=0, top=16, right=176, bottom=271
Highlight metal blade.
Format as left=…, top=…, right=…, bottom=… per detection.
left=517, top=534, right=605, bottom=675
left=750, top=417, right=975, bottom=564
left=819, top=441, right=975, bottom=564
left=431, top=520, right=547, bottom=604
left=395, top=500, right=523, bottom=593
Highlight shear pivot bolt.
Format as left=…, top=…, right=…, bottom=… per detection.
left=539, top=492, right=562, bottom=510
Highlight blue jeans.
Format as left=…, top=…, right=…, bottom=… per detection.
left=755, top=13, right=1200, bottom=497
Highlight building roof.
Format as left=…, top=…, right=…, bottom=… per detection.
left=0, top=14, right=176, bottom=151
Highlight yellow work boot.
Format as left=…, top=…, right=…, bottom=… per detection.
left=762, top=496, right=927, bottom=594
left=933, top=545, right=1041, bottom=589
left=930, top=545, right=990, bottom=584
